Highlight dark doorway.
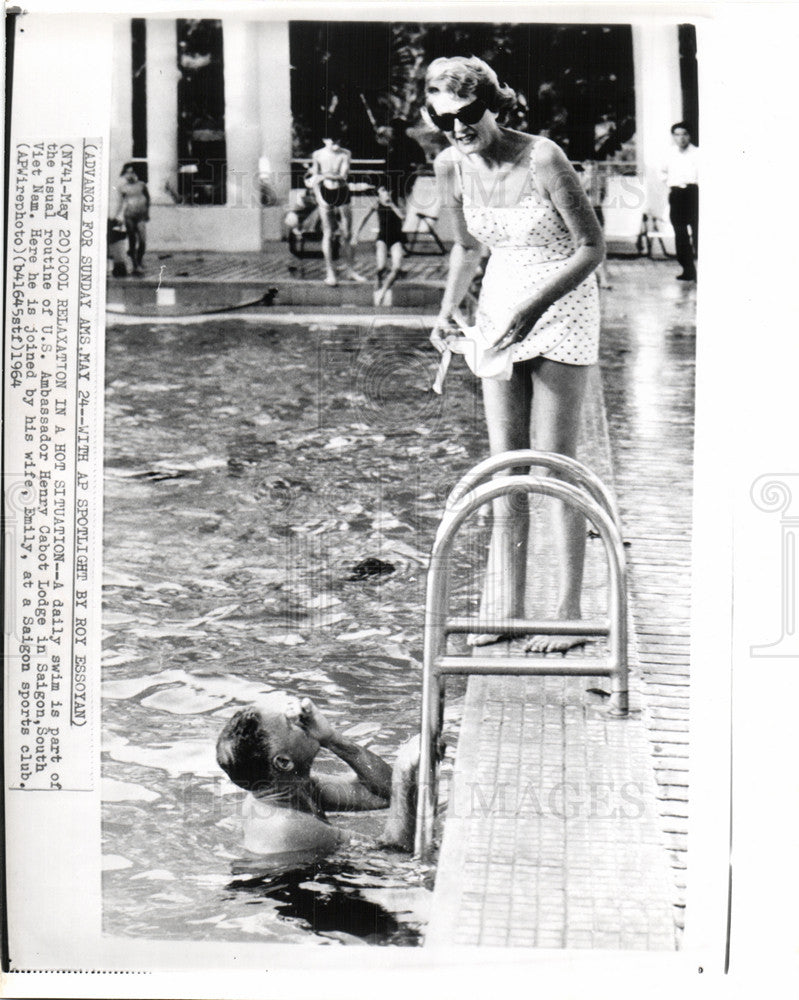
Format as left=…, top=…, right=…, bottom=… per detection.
left=176, top=18, right=227, bottom=204
left=678, top=24, right=699, bottom=142
left=131, top=18, right=148, bottom=169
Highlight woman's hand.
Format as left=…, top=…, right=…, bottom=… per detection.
left=430, top=312, right=459, bottom=354
left=297, top=697, right=336, bottom=747
left=491, top=296, right=548, bottom=351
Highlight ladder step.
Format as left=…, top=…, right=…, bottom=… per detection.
left=438, top=655, right=615, bottom=676
left=445, top=618, right=610, bottom=637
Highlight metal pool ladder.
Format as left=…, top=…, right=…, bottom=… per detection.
left=414, top=450, right=629, bottom=859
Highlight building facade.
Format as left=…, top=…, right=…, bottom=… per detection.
left=110, top=18, right=693, bottom=251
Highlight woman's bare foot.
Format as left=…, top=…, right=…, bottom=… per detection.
left=523, top=600, right=589, bottom=654
left=467, top=632, right=514, bottom=648
left=466, top=594, right=523, bottom=646
left=523, top=633, right=588, bottom=654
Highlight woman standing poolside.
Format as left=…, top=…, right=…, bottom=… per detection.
left=425, top=56, right=605, bottom=651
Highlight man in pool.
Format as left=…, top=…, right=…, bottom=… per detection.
left=216, top=693, right=420, bottom=858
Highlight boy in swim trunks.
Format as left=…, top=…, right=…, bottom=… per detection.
left=216, top=693, right=420, bottom=859
left=113, top=162, right=150, bottom=276
left=309, top=137, right=365, bottom=286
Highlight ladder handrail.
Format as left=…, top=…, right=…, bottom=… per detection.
left=415, top=471, right=628, bottom=859
left=445, top=449, right=622, bottom=534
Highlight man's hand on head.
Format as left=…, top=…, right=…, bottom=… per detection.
left=297, top=697, right=336, bottom=747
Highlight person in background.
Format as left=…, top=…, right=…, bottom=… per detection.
left=113, top=162, right=150, bottom=276
left=309, top=136, right=366, bottom=287
left=426, top=56, right=605, bottom=652
left=663, top=122, right=698, bottom=281
left=370, top=119, right=424, bottom=304
left=283, top=169, right=319, bottom=248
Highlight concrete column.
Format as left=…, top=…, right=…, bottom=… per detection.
left=256, top=20, right=293, bottom=239
left=632, top=23, right=683, bottom=219
left=146, top=18, right=179, bottom=205
left=109, top=20, right=133, bottom=188
left=222, top=19, right=262, bottom=209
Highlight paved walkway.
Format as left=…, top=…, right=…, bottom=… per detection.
left=426, top=675, right=677, bottom=950
left=425, top=355, right=683, bottom=949
left=600, top=260, right=694, bottom=933
left=107, top=243, right=448, bottom=313
left=114, top=242, right=449, bottom=285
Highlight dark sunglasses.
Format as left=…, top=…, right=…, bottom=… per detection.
left=425, top=98, right=487, bottom=132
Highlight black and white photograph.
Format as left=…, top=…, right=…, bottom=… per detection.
left=5, top=2, right=799, bottom=996
left=99, top=14, right=695, bottom=949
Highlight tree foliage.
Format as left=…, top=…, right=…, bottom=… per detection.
left=289, top=21, right=636, bottom=161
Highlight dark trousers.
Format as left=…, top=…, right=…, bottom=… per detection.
left=669, top=184, right=698, bottom=276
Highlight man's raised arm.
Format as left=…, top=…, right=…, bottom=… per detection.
left=298, top=698, right=393, bottom=811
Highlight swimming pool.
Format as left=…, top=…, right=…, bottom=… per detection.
left=101, top=316, right=492, bottom=944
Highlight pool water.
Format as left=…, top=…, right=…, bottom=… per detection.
left=101, top=317, right=492, bottom=944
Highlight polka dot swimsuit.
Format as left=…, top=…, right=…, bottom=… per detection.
left=460, top=141, right=600, bottom=366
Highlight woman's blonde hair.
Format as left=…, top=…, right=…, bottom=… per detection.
left=425, top=56, right=516, bottom=113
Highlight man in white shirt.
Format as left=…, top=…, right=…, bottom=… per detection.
left=665, top=122, right=699, bottom=281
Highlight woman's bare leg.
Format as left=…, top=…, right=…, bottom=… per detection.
left=469, top=362, right=533, bottom=646
left=524, top=358, right=591, bottom=653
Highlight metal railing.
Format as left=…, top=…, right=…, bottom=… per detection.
left=290, top=157, right=435, bottom=191
left=414, top=451, right=629, bottom=859
left=291, top=157, right=389, bottom=190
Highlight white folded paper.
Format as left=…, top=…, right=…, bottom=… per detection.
left=448, top=309, right=514, bottom=380
left=431, top=348, right=452, bottom=395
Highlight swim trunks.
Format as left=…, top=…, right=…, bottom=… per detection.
left=319, top=183, right=351, bottom=208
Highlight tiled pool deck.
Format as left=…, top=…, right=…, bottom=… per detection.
left=425, top=364, right=682, bottom=949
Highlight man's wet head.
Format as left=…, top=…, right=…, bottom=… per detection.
left=216, top=693, right=321, bottom=792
